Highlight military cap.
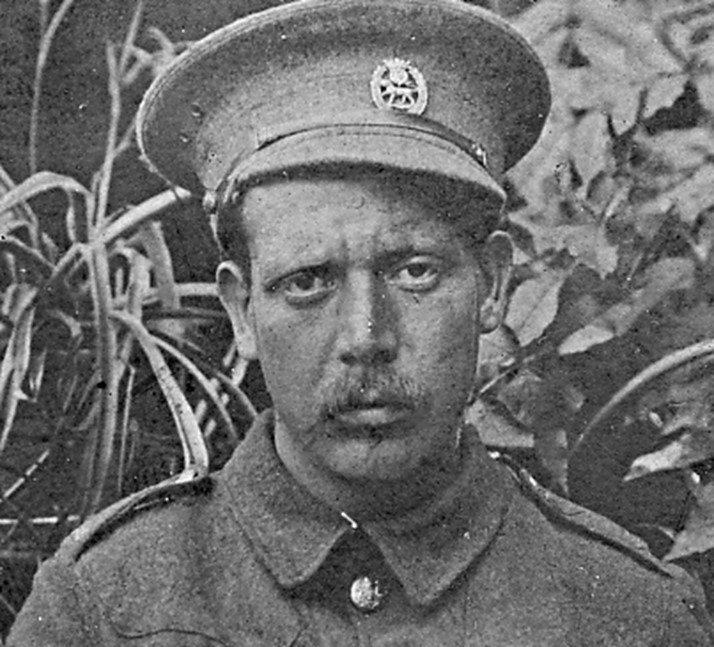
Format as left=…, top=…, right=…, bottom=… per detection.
left=136, top=0, right=550, bottom=210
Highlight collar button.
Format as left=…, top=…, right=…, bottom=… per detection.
left=350, top=575, right=385, bottom=612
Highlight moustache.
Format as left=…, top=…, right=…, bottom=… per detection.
left=316, top=370, right=427, bottom=420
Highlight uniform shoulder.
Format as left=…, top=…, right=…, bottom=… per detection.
left=495, top=454, right=674, bottom=577
left=57, top=474, right=214, bottom=564
left=497, top=457, right=714, bottom=641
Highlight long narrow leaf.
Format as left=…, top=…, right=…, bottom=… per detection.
left=111, top=311, right=209, bottom=477
left=224, top=341, right=248, bottom=387
left=573, top=338, right=714, bottom=459
left=151, top=335, right=238, bottom=441
left=193, top=354, right=257, bottom=424
left=174, top=282, right=218, bottom=299
left=0, top=161, right=38, bottom=246
left=0, top=236, right=53, bottom=277
left=139, top=221, right=178, bottom=309
left=85, top=247, right=120, bottom=514
left=116, top=364, right=136, bottom=495
left=92, top=42, right=122, bottom=233
left=0, top=171, right=89, bottom=218
left=0, top=290, right=37, bottom=452
left=119, top=0, right=145, bottom=79
left=2, top=448, right=50, bottom=502
left=29, top=0, right=78, bottom=173
left=98, top=187, right=192, bottom=247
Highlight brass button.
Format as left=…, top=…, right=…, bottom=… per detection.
left=350, top=575, right=384, bottom=611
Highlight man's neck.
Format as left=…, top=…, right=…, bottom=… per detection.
left=273, top=418, right=465, bottom=522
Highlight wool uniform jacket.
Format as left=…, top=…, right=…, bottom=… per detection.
left=9, top=411, right=714, bottom=646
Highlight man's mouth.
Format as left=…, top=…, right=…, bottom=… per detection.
left=328, top=399, right=412, bottom=429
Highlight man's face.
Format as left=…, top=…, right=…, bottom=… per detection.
left=219, top=172, right=503, bottom=484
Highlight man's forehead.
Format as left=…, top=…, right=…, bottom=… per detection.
left=242, top=173, right=472, bottom=228
left=240, top=174, right=471, bottom=257
left=248, top=171, right=411, bottom=204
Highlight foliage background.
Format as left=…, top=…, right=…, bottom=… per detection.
left=2, top=0, right=714, bottom=635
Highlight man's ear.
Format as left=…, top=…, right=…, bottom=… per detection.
left=217, top=260, right=258, bottom=361
left=478, top=231, right=513, bottom=334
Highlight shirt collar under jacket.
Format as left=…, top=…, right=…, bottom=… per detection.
left=222, top=410, right=514, bottom=607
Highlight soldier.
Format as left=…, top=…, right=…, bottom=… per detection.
left=8, top=0, right=714, bottom=644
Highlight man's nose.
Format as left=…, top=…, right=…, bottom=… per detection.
left=336, top=272, right=398, bottom=366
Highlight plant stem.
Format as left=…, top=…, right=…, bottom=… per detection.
left=29, top=0, right=77, bottom=174
left=93, top=43, right=122, bottom=233
left=571, top=338, right=714, bottom=459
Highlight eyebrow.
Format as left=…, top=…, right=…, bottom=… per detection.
left=371, top=242, right=456, bottom=269
left=260, top=239, right=459, bottom=286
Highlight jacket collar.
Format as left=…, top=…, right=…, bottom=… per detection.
left=222, top=410, right=513, bottom=606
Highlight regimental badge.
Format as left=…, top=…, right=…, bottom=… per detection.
left=370, top=58, right=428, bottom=115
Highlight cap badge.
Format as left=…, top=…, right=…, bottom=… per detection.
left=370, top=58, right=428, bottom=116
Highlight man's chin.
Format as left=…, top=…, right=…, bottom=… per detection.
left=318, top=434, right=421, bottom=483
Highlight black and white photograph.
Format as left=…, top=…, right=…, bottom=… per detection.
left=1, top=0, right=714, bottom=643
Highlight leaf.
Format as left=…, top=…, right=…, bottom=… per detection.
left=563, top=226, right=618, bottom=278
left=478, top=325, right=518, bottom=384
left=466, top=398, right=534, bottom=449
left=626, top=430, right=714, bottom=481
left=125, top=250, right=152, bottom=317
left=645, top=74, right=688, bottom=118
left=112, top=311, right=209, bottom=476
left=98, top=187, right=192, bottom=247
left=118, top=0, right=144, bottom=80
left=535, top=426, right=569, bottom=492
left=558, top=323, right=615, bottom=355
left=639, top=127, right=714, bottom=171
left=509, top=217, right=618, bottom=279
left=506, top=269, right=569, bottom=347
left=137, top=221, right=187, bottom=340
left=512, top=0, right=571, bottom=45
left=48, top=309, right=82, bottom=340
left=507, top=107, right=576, bottom=210
left=665, top=165, right=714, bottom=224
left=660, top=395, right=712, bottom=437
left=145, top=26, right=184, bottom=77
left=567, top=2, right=681, bottom=132
left=571, top=111, right=610, bottom=190
left=636, top=165, right=714, bottom=227
left=0, top=171, right=89, bottom=218
left=576, top=0, right=680, bottom=75
left=26, top=347, right=47, bottom=401
left=665, top=482, right=714, bottom=561
left=0, top=287, right=37, bottom=452
left=551, top=67, right=593, bottom=112
left=608, top=81, right=642, bottom=135
left=207, top=367, right=257, bottom=424
left=0, top=235, right=54, bottom=277
left=559, top=258, right=695, bottom=355
left=573, top=23, right=640, bottom=126
left=65, top=192, right=80, bottom=243
left=85, top=247, right=120, bottom=514
left=574, top=18, right=627, bottom=71
left=151, top=335, right=238, bottom=443
left=695, top=71, right=714, bottom=114
left=138, top=221, right=178, bottom=309
left=0, top=160, right=38, bottom=242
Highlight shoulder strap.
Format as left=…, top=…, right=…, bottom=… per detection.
left=494, top=453, right=674, bottom=577
left=62, top=472, right=213, bottom=562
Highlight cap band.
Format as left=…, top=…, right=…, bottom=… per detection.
left=251, top=111, right=491, bottom=173
left=217, top=116, right=504, bottom=211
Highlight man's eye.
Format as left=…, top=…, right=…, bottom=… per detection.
left=392, top=260, right=441, bottom=291
left=279, top=268, right=335, bottom=303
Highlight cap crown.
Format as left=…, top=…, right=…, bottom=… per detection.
left=137, top=0, right=550, bottom=198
